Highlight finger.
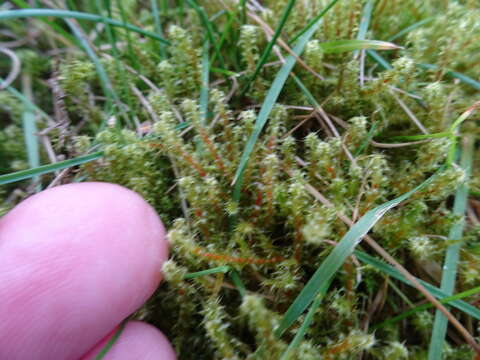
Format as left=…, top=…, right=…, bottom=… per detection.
left=0, top=182, right=169, bottom=360
left=80, top=320, right=176, bottom=360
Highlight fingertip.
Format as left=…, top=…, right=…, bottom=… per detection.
left=0, top=182, right=169, bottom=359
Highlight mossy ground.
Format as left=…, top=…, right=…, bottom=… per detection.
left=1, top=1, right=480, bottom=359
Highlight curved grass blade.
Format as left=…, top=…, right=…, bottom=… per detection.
left=320, top=39, right=400, bottom=54
left=276, top=169, right=442, bottom=337
left=0, top=9, right=170, bottom=45
left=0, top=151, right=103, bottom=186
left=9, top=0, right=76, bottom=45
left=354, top=250, right=480, bottom=320
left=375, top=285, right=480, bottom=330
left=231, top=17, right=322, bottom=200
left=428, top=135, right=474, bottom=360
left=241, top=0, right=297, bottom=95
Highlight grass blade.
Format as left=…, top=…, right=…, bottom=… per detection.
left=354, top=0, right=375, bottom=57
left=9, top=0, right=76, bottom=45
left=320, top=39, right=400, bottom=54
left=65, top=19, right=117, bottom=111
left=0, top=151, right=103, bottom=186
left=357, top=0, right=374, bottom=40
left=375, top=285, right=480, bottom=330
left=1, top=82, right=54, bottom=123
left=151, top=0, right=167, bottom=59
left=276, top=169, right=442, bottom=336
left=186, top=0, right=224, bottom=67
left=428, top=135, right=474, bottom=360
left=229, top=269, right=247, bottom=297
left=290, top=0, right=339, bottom=43
left=232, top=17, right=322, bottom=200
left=388, top=17, right=435, bottom=42
left=366, top=49, right=392, bottom=70
left=367, top=50, right=480, bottom=90
left=199, top=40, right=210, bottom=125
left=184, top=266, right=230, bottom=279
left=354, top=250, right=480, bottom=320
left=95, top=321, right=127, bottom=360
left=241, top=0, right=297, bottom=95
left=280, top=280, right=332, bottom=359
left=418, top=63, right=480, bottom=91
left=0, top=9, right=170, bottom=45
left=115, top=0, right=139, bottom=70
left=22, top=110, right=40, bottom=188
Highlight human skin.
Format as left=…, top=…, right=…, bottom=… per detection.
left=0, top=182, right=176, bottom=360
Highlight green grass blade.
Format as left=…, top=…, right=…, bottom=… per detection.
left=184, top=266, right=230, bottom=279
left=1, top=82, right=54, bottom=123
left=211, top=12, right=234, bottom=66
left=320, top=40, right=400, bottom=54
left=388, top=17, right=435, bottom=42
left=418, top=63, right=480, bottom=91
left=389, top=132, right=451, bottom=142
left=375, top=285, right=480, bottom=330
left=366, top=49, right=393, bottom=70
left=241, top=0, right=297, bottom=95
left=290, top=0, right=340, bottom=43
left=199, top=40, right=210, bottom=125
left=231, top=17, right=322, bottom=200
left=239, top=0, right=246, bottom=24
left=0, top=151, right=103, bottom=186
left=428, top=135, right=474, bottom=360
left=357, top=0, right=374, bottom=40
left=9, top=0, right=77, bottom=44
left=151, top=0, right=167, bottom=59
left=95, top=321, right=127, bottom=360
left=449, top=101, right=480, bottom=132
left=0, top=9, right=170, bottom=45
left=280, top=280, right=332, bottom=359
left=229, top=269, right=247, bottom=297
left=65, top=19, right=117, bottom=113
left=115, top=0, right=139, bottom=70
left=354, top=0, right=375, bottom=57
left=354, top=250, right=480, bottom=321
left=186, top=0, right=224, bottom=67
left=367, top=50, right=480, bottom=90
left=276, top=169, right=442, bottom=336
left=22, top=110, right=40, bottom=189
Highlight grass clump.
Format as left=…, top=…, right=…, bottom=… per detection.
left=1, top=0, right=480, bottom=359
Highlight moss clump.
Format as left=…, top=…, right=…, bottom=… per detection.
left=1, top=0, right=480, bottom=358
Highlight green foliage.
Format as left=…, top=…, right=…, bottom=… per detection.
left=1, top=0, right=480, bottom=359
